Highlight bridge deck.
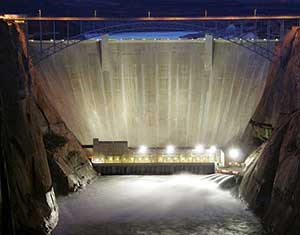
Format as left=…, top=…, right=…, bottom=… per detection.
left=2, top=15, right=300, bottom=21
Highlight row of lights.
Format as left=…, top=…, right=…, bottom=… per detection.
left=137, top=144, right=218, bottom=155
left=28, top=38, right=279, bottom=42
left=138, top=144, right=241, bottom=160
left=117, top=38, right=277, bottom=41
left=118, top=38, right=200, bottom=41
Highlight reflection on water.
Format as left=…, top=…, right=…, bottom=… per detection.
left=54, top=174, right=265, bottom=235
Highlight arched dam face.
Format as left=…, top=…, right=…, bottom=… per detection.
left=34, top=38, right=270, bottom=147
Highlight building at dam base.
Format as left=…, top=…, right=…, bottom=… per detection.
left=33, top=36, right=271, bottom=149
left=91, top=138, right=225, bottom=167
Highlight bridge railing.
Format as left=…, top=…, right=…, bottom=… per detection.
left=26, top=20, right=282, bottom=65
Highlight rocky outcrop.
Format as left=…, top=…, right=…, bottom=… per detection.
left=0, top=20, right=96, bottom=234
left=263, top=112, right=300, bottom=234
left=0, top=21, right=58, bottom=234
left=240, top=27, right=300, bottom=235
left=239, top=27, right=300, bottom=156
left=253, top=27, right=300, bottom=126
left=34, top=79, right=97, bottom=195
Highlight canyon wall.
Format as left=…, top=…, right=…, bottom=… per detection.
left=0, top=21, right=58, bottom=235
left=240, top=27, right=300, bottom=235
left=0, top=21, right=96, bottom=234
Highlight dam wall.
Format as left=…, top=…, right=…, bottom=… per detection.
left=33, top=39, right=271, bottom=147
left=93, top=163, right=216, bottom=175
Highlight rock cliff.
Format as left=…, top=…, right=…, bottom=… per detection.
left=0, top=21, right=58, bottom=235
left=240, top=27, right=300, bottom=235
left=34, top=75, right=97, bottom=195
left=0, top=20, right=96, bottom=234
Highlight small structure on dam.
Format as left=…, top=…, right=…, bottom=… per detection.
left=93, top=138, right=128, bottom=156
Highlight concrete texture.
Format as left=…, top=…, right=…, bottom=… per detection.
left=33, top=39, right=271, bottom=147
left=94, top=162, right=215, bottom=175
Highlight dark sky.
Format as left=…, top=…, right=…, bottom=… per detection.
left=1, top=0, right=300, bottom=17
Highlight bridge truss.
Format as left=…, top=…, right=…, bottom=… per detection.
left=16, top=17, right=300, bottom=65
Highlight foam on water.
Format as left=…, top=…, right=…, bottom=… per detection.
left=53, top=174, right=265, bottom=235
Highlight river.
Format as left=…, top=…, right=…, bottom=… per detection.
left=53, top=174, right=266, bottom=235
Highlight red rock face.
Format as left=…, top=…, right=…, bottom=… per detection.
left=0, top=21, right=58, bottom=234
left=240, top=27, right=300, bottom=235
left=253, top=27, right=300, bottom=126
left=0, top=20, right=96, bottom=234
left=263, top=112, right=300, bottom=234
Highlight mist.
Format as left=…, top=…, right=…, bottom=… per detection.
left=54, top=174, right=265, bottom=235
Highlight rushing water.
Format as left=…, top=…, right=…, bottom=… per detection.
left=53, top=174, right=265, bottom=235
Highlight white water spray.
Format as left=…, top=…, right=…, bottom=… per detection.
left=54, top=174, right=265, bottom=235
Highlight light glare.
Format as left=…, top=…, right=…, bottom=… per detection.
left=208, top=145, right=217, bottom=154
left=92, top=157, right=103, bottom=164
left=194, top=144, right=204, bottom=154
left=166, top=145, right=175, bottom=154
left=229, top=148, right=240, bottom=160
left=138, top=145, right=148, bottom=154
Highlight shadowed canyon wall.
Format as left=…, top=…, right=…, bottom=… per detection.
left=0, top=21, right=96, bottom=234
left=240, top=27, right=300, bottom=235
left=34, top=38, right=271, bottom=147
left=0, top=21, right=58, bottom=235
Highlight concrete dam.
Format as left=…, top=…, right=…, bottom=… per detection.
left=33, top=37, right=271, bottom=148
left=3, top=14, right=300, bottom=235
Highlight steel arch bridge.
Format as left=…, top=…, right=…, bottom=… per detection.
left=26, top=20, right=280, bottom=65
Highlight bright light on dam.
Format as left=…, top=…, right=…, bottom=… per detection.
left=193, top=144, right=204, bottom=154
left=138, top=145, right=148, bottom=154
left=166, top=145, right=175, bottom=154
left=208, top=145, right=217, bottom=154
left=228, top=148, right=241, bottom=160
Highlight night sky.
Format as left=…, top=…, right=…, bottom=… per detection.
left=1, top=0, right=300, bottom=17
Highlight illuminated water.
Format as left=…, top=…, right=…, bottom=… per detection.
left=53, top=174, right=265, bottom=235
